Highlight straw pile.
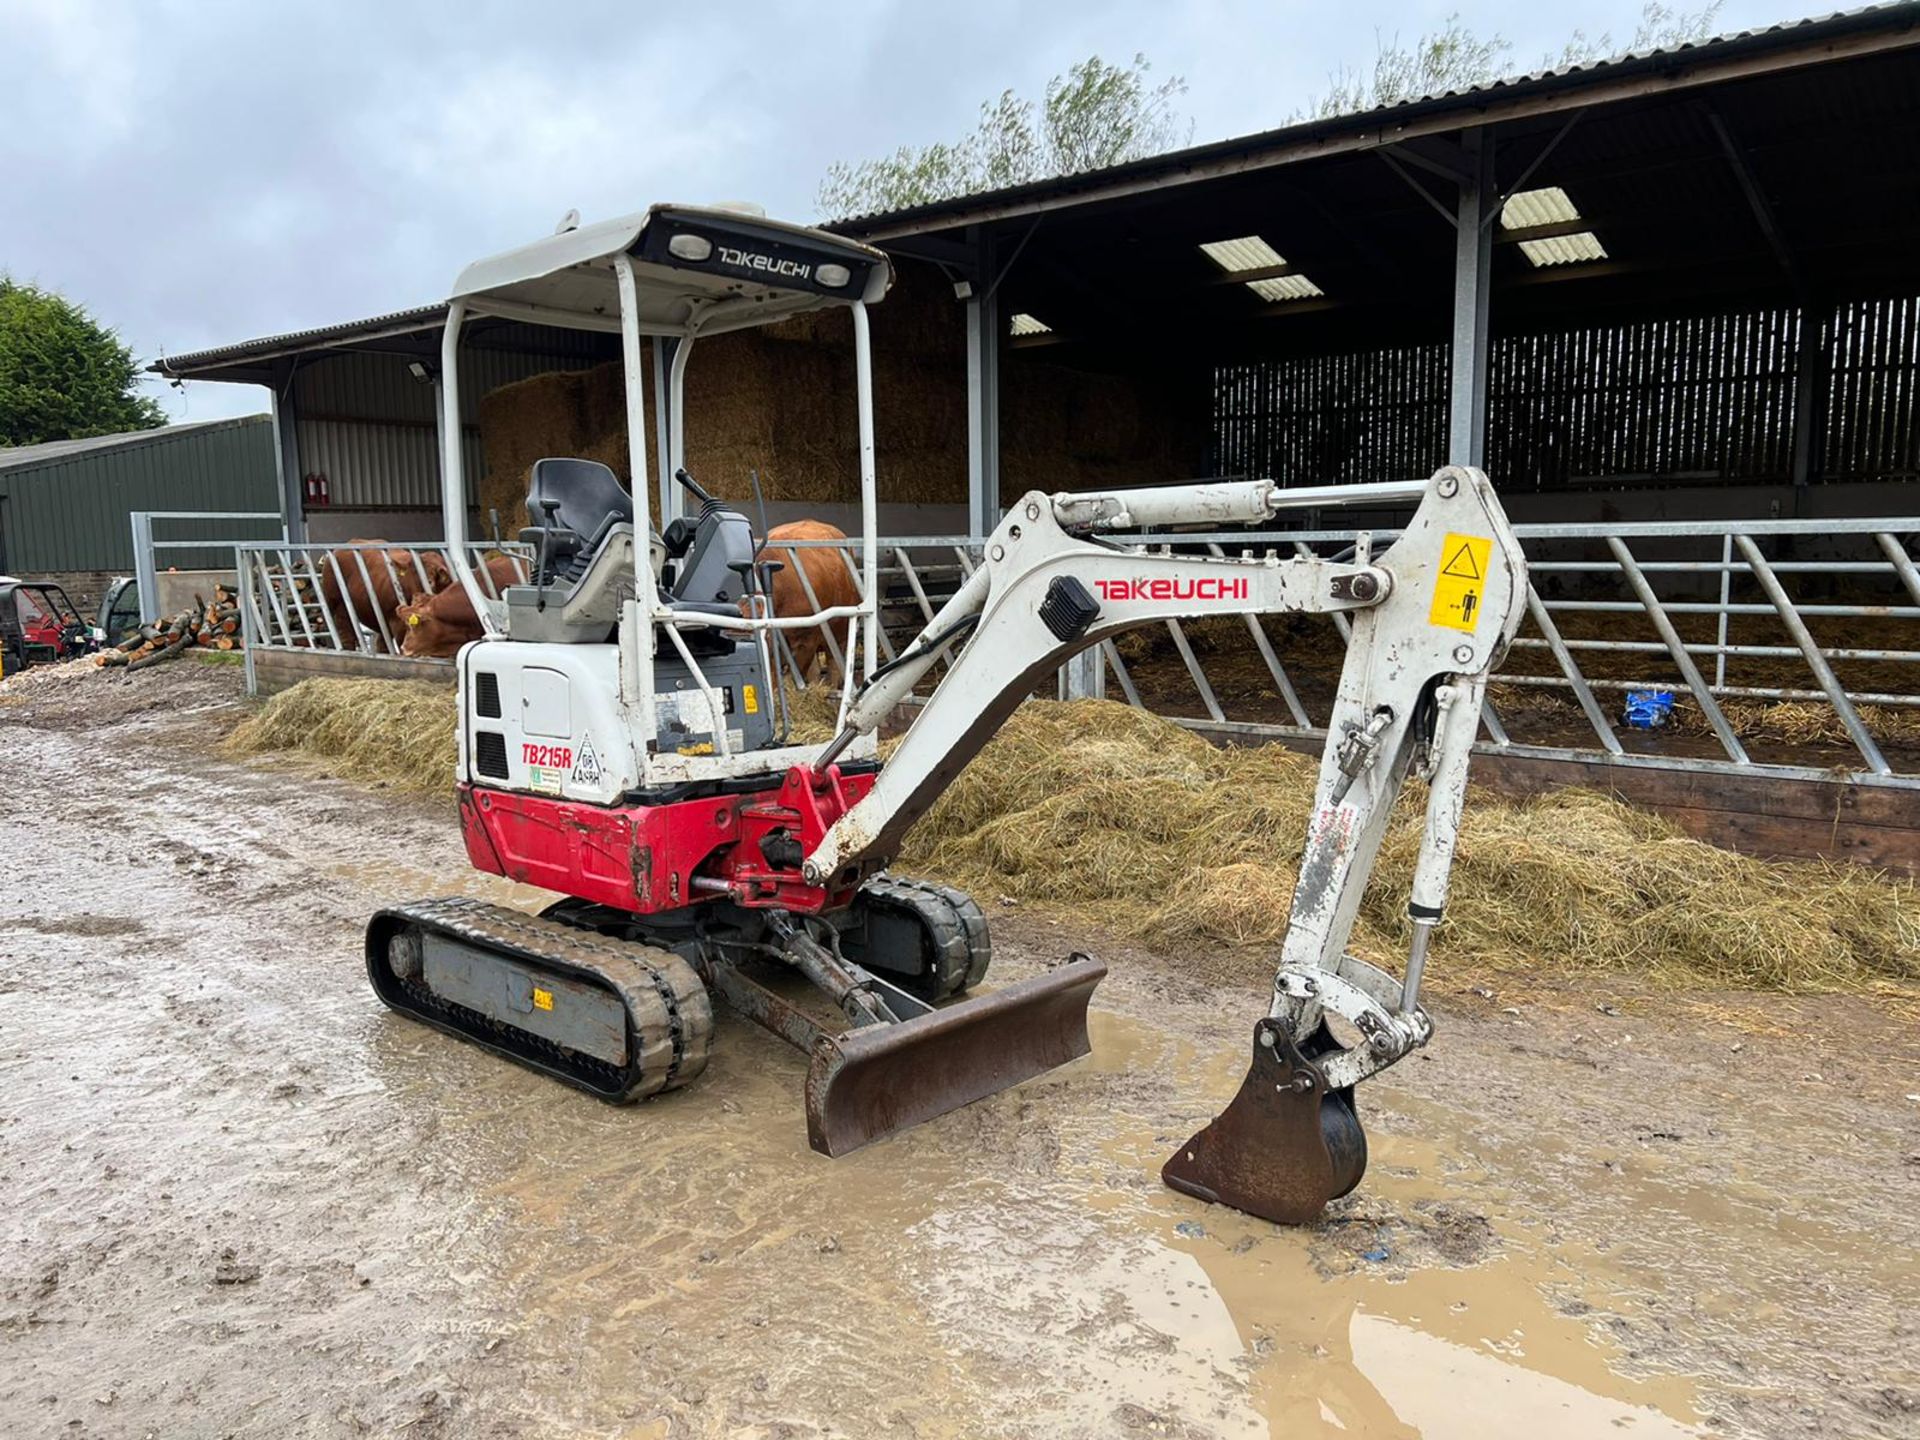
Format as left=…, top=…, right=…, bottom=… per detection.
left=889, top=700, right=1919, bottom=992
left=216, top=679, right=1919, bottom=991
left=224, top=678, right=455, bottom=791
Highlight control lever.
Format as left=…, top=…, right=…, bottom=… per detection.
left=534, top=497, right=562, bottom=613
left=675, top=467, right=715, bottom=506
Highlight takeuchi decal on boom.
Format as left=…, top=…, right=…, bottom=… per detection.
left=1093, top=576, right=1251, bottom=602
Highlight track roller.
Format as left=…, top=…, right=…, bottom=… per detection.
left=367, top=897, right=712, bottom=1102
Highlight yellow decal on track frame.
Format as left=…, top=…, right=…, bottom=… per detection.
left=1429, top=532, right=1492, bottom=632
left=532, top=987, right=554, bottom=1012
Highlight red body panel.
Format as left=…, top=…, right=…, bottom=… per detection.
left=458, top=765, right=877, bottom=916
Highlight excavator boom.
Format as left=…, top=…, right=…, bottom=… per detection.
left=800, top=465, right=1526, bottom=1220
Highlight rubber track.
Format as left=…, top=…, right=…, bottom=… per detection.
left=367, top=897, right=713, bottom=1103
left=854, top=874, right=992, bottom=1000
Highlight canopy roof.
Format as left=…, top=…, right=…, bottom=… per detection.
left=451, top=204, right=893, bottom=338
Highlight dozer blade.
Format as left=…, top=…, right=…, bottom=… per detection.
left=805, top=956, right=1107, bottom=1156
left=1162, top=1019, right=1367, bottom=1225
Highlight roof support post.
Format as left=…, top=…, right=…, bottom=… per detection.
left=269, top=360, right=307, bottom=544
left=1448, top=127, right=1495, bottom=468
left=964, top=225, right=1001, bottom=541
left=1790, top=305, right=1827, bottom=493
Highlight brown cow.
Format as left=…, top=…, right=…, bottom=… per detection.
left=317, top=542, right=452, bottom=651
left=755, top=521, right=859, bottom=682
left=396, top=555, right=528, bottom=658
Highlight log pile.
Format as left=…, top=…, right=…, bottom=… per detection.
left=97, top=588, right=243, bottom=670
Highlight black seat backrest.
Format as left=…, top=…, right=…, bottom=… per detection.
left=527, top=458, right=632, bottom=545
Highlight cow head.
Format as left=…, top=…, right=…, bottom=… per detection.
left=395, top=596, right=457, bottom=658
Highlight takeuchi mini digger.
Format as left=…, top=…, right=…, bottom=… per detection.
left=368, top=203, right=1527, bottom=1224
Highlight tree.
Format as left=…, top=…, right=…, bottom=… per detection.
left=818, top=6, right=1730, bottom=217
left=1307, top=3, right=1724, bottom=119
left=817, top=54, right=1189, bottom=218
left=0, top=278, right=166, bottom=447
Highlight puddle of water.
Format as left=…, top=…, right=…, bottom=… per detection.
left=1348, top=1316, right=1698, bottom=1439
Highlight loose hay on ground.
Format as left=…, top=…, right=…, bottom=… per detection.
left=894, top=701, right=1919, bottom=993
left=219, top=681, right=1918, bottom=992
left=224, top=678, right=456, bottom=791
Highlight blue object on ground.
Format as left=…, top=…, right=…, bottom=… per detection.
left=1623, top=690, right=1675, bottom=729
left=1361, top=1245, right=1391, bottom=1262
left=1175, top=1221, right=1206, bottom=1239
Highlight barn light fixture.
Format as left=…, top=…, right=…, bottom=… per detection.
left=407, top=361, right=436, bottom=385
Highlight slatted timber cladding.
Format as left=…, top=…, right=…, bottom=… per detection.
left=1824, top=294, right=1920, bottom=481
left=1213, top=296, right=1920, bottom=490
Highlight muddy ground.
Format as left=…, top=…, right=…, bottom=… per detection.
left=2, top=658, right=1917, bottom=1440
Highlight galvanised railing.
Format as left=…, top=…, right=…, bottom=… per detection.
left=235, top=518, right=1920, bottom=789
left=766, top=516, right=1920, bottom=788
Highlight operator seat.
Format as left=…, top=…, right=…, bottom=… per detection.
left=521, top=457, right=634, bottom=588
left=502, top=457, right=737, bottom=655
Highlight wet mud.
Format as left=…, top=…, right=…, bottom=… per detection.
left=2, top=660, right=1917, bottom=1438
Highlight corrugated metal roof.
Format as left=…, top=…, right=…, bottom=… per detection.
left=832, top=4, right=1920, bottom=233
left=0, top=415, right=269, bottom=473
left=156, top=305, right=447, bottom=374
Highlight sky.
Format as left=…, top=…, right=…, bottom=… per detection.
left=1, top=0, right=1803, bottom=424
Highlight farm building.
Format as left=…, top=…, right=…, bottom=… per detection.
left=150, top=6, right=1920, bottom=867
left=153, top=8, right=1920, bottom=541
left=0, top=415, right=279, bottom=609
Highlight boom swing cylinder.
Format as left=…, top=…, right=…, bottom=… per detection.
left=369, top=201, right=1526, bottom=1226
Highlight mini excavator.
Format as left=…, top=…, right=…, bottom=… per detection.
left=368, top=204, right=1525, bottom=1223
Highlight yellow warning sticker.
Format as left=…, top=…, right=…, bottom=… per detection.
left=743, top=683, right=760, bottom=715
left=532, top=987, right=554, bottom=1012
left=1429, top=532, right=1492, bottom=632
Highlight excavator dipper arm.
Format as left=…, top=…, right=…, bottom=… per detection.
left=804, top=466, right=1526, bottom=1222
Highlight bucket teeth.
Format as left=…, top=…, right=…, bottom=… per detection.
left=1161, top=1019, right=1368, bottom=1225
left=805, top=956, right=1106, bottom=1156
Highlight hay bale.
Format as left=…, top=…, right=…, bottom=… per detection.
left=223, top=678, right=456, bottom=791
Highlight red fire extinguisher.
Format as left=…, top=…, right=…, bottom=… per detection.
left=304, top=472, right=331, bottom=507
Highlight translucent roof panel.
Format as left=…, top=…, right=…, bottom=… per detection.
left=1009, top=312, right=1052, bottom=336
left=1247, top=273, right=1325, bottom=302
left=1500, top=186, right=1582, bottom=229
left=1518, top=232, right=1608, bottom=266
left=1198, top=236, right=1286, bottom=272
left=1501, top=186, right=1608, bottom=267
